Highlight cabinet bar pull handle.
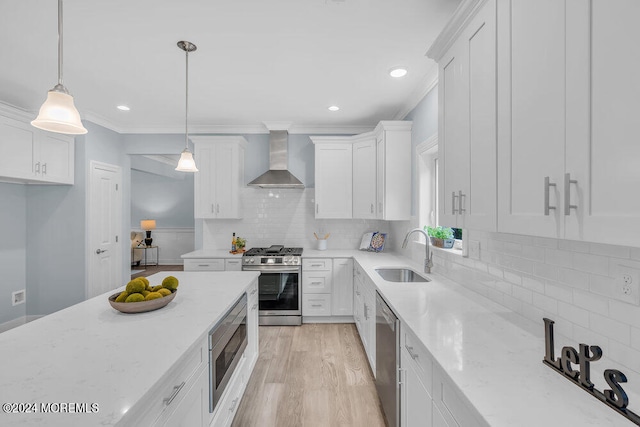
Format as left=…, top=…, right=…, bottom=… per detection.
left=198, top=264, right=210, bottom=267
left=216, top=203, right=220, bottom=214
left=42, top=163, right=47, bottom=175
left=311, top=304, right=322, bottom=307
left=544, top=177, right=557, bottom=216
left=316, top=204, right=319, bottom=214
left=35, top=162, right=41, bottom=174
left=452, top=192, right=458, bottom=214
left=405, top=345, right=419, bottom=360
left=250, top=288, right=258, bottom=295
left=564, top=173, right=578, bottom=215
left=211, top=204, right=214, bottom=213
left=163, top=381, right=185, bottom=406
left=229, top=397, right=240, bottom=412
left=458, top=190, right=466, bottom=214
left=252, top=303, right=258, bottom=310
left=370, top=203, right=374, bottom=213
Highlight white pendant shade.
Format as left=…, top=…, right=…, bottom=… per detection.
left=31, top=90, right=87, bottom=135
left=175, top=149, right=198, bottom=172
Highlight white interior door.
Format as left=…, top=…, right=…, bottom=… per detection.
left=88, top=161, right=122, bottom=299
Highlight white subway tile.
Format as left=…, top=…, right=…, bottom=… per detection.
left=502, top=294, right=523, bottom=313
left=501, top=254, right=534, bottom=274
left=487, top=264, right=504, bottom=279
left=590, top=242, right=630, bottom=259
left=503, top=233, right=534, bottom=246
left=608, top=300, right=640, bottom=327
left=544, top=248, right=574, bottom=268
left=533, top=237, right=558, bottom=249
left=512, top=285, right=533, bottom=304
left=608, top=340, right=640, bottom=373
left=573, top=290, right=609, bottom=316
left=521, top=303, right=546, bottom=324
left=589, top=274, right=616, bottom=298
left=521, top=245, right=546, bottom=262
left=573, top=324, right=610, bottom=355
left=632, top=327, right=640, bottom=351
left=533, top=262, right=559, bottom=281
left=533, top=292, right=558, bottom=314
left=503, top=269, right=522, bottom=286
left=557, top=301, right=589, bottom=328
left=495, top=280, right=513, bottom=295
left=573, top=253, right=610, bottom=276
left=630, top=248, right=640, bottom=262
left=545, top=282, right=573, bottom=303
left=559, top=239, right=590, bottom=253
left=589, top=312, right=630, bottom=345
left=487, top=239, right=505, bottom=253
left=557, top=267, right=590, bottom=291
left=522, top=276, right=545, bottom=293
left=504, top=241, right=522, bottom=255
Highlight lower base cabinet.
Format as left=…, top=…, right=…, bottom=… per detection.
left=401, top=329, right=433, bottom=426
left=160, top=364, right=209, bottom=427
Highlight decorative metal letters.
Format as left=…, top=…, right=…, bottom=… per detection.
left=543, top=318, right=640, bottom=425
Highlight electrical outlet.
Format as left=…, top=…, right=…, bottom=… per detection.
left=12, top=289, right=25, bottom=306
left=615, top=265, right=640, bottom=305
left=469, top=240, right=480, bottom=260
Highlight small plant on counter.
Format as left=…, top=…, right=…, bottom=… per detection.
left=424, top=226, right=455, bottom=248
left=235, top=237, right=246, bottom=250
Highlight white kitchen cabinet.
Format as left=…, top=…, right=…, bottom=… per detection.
left=192, top=136, right=246, bottom=219
left=430, top=0, right=496, bottom=231
left=0, top=112, right=74, bottom=185
left=352, top=261, right=376, bottom=373
left=159, top=364, right=208, bottom=427
left=183, top=258, right=225, bottom=271
left=302, top=258, right=333, bottom=317
left=496, top=0, right=566, bottom=238
left=401, top=342, right=433, bottom=427
left=375, top=121, right=412, bottom=221
left=352, top=136, right=377, bottom=219
left=311, top=139, right=353, bottom=219
left=331, top=258, right=353, bottom=316
left=432, top=363, right=487, bottom=427
left=246, top=281, right=259, bottom=365
left=224, top=258, right=242, bottom=271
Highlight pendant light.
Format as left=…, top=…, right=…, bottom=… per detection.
left=175, top=41, right=198, bottom=172
left=31, top=0, right=87, bottom=135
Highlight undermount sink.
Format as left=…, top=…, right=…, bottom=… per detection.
left=375, top=268, right=430, bottom=283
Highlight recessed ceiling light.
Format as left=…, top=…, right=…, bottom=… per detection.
left=117, top=105, right=130, bottom=111
left=389, top=67, right=408, bottom=78
left=328, top=105, right=340, bottom=111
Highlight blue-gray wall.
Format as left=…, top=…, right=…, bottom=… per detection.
left=131, top=169, right=194, bottom=228
left=404, top=86, right=439, bottom=216
left=0, top=183, right=27, bottom=324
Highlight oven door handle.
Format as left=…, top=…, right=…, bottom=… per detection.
left=243, top=266, right=300, bottom=273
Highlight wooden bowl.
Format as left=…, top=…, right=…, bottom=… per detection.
left=108, top=290, right=177, bottom=314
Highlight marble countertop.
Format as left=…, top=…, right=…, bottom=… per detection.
left=0, top=271, right=259, bottom=426
left=350, top=251, right=638, bottom=426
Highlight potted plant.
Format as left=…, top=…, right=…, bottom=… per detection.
left=235, top=236, right=246, bottom=251
left=425, top=226, right=455, bottom=249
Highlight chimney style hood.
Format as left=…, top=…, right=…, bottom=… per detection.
left=247, top=129, right=304, bottom=189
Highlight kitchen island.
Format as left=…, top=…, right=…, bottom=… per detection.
left=0, top=271, right=259, bottom=426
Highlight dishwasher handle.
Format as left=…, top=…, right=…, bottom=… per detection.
left=377, top=293, right=397, bottom=331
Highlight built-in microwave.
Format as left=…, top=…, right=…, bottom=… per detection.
left=209, top=293, right=248, bottom=413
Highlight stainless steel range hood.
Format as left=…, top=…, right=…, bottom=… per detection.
left=247, top=130, right=304, bottom=189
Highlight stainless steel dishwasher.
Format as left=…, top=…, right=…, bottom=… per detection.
left=376, top=291, right=399, bottom=427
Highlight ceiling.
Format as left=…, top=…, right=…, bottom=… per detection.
left=0, top=0, right=460, bottom=134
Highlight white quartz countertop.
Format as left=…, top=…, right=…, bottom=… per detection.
left=350, top=251, right=638, bottom=426
left=181, top=249, right=245, bottom=258
left=0, top=271, right=259, bottom=426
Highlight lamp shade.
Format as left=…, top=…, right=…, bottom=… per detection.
left=140, top=219, right=156, bottom=231
left=175, top=149, right=198, bottom=172
left=31, top=90, right=87, bottom=135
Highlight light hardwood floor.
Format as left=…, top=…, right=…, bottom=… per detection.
left=232, top=324, right=387, bottom=427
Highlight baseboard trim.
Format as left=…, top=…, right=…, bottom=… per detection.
left=302, top=316, right=355, bottom=324
left=0, top=315, right=45, bottom=334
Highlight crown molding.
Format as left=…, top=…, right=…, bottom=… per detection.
left=82, top=111, right=127, bottom=134
left=393, top=64, right=439, bottom=120
left=426, top=0, right=487, bottom=61
left=0, top=101, right=35, bottom=122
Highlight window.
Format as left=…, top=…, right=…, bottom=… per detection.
left=417, top=135, right=439, bottom=237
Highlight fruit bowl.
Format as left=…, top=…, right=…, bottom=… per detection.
left=108, top=290, right=177, bottom=314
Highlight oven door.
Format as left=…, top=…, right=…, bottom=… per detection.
left=246, top=266, right=301, bottom=316
left=209, top=298, right=248, bottom=413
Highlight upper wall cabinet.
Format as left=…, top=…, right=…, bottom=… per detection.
left=495, top=0, right=640, bottom=246
left=428, top=0, right=497, bottom=231
left=192, top=136, right=246, bottom=219
left=311, top=120, right=412, bottom=220
left=0, top=107, right=74, bottom=185
left=375, top=121, right=412, bottom=221
left=312, top=138, right=353, bottom=219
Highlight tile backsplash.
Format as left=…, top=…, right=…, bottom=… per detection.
left=202, top=188, right=388, bottom=250
left=431, top=229, right=640, bottom=389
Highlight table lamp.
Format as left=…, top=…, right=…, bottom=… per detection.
left=141, top=219, right=156, bottom=246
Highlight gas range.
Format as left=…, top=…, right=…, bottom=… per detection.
left=242, top=245, right=303, bottom=267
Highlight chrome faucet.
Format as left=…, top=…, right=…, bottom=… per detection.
left=401, top=228, right=433, bottom=274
